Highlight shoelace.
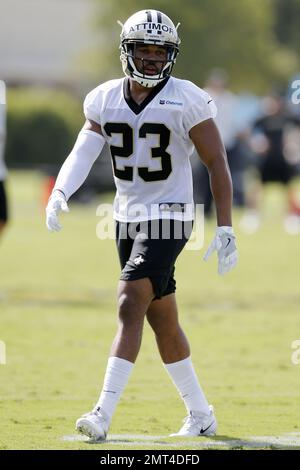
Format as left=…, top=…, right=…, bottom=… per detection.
left=181, top=412, right=201, bottom=430
left=91, top=408, right=108, bottom=424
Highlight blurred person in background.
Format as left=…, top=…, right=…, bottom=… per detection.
left=0, top=80, right=8, bottom=239
left=242, top=91, right=300, bottom=234
left=193, top=69, right=248, bottom=217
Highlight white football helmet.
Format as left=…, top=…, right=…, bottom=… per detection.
left=118, top=10, right=180, bottom=88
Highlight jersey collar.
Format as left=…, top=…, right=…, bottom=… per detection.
left=123, top=77, right=170, bottom=115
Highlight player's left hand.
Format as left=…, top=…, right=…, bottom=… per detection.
left=204, top=226, right=238, bottom=275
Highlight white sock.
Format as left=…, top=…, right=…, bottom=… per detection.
left=95, top=356, right=134, bottom=422
left=164, top=356, right=210, bottom=415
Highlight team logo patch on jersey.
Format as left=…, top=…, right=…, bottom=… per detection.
left=159, top=99, right=183, bottom=106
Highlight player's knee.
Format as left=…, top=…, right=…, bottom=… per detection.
left=118, top=292, right=135, bottom=314
left=148, top=315, right=179, bottom=337
left=157, top=325, right=180, bottom=339
left=118, top=292, right=144, bottom=327
left=147, top=314, right=162, bottom=333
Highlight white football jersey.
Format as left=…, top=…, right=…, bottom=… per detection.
left=84, top=76, right=217, bottom=222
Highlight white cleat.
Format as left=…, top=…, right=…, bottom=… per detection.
left=76, top=408, right=109, bottom=442
left=170, top=405, right=217, bottom=437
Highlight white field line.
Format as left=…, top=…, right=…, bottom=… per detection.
left=62, top=432, right=300, bottom=449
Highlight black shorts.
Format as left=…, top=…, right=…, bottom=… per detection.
left=115, top=219, right=193, bottom=299
left=0, top=181, right=8, bottom=222
left=259, top=155, right=294, bottom=184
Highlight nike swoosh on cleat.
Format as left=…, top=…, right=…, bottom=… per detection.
left=199, top=421, right=214, bottom=434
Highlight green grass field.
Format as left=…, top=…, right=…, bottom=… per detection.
left=0, top=171, right=300, bottom=450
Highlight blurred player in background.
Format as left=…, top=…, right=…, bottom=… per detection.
left=46, top=10, right=237, bottom=440
left=243, top=91, right=300, bottom=234
left=195, top=69, right=247, bottom=217
left=0, top=80, right=8, bottom=239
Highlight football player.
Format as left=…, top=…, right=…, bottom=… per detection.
left=46, top=10, right=237, bottom=440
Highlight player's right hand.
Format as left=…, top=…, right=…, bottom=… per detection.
left=45, top=190, right=69, bottom=232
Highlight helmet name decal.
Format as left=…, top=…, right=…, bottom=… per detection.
left=129, top=23, right=174, bottom=35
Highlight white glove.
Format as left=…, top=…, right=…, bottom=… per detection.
left=45, top=190, right=69, bottom=232
left=204, top=226, right=238, bottom=275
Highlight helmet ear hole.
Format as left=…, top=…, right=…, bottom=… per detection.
left=166, top=46, right=173, bottom=61
left=127, top=43, right=134, bottom=55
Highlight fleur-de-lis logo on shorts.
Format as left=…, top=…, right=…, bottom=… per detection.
left=134, top=255, right=145, bottom=266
